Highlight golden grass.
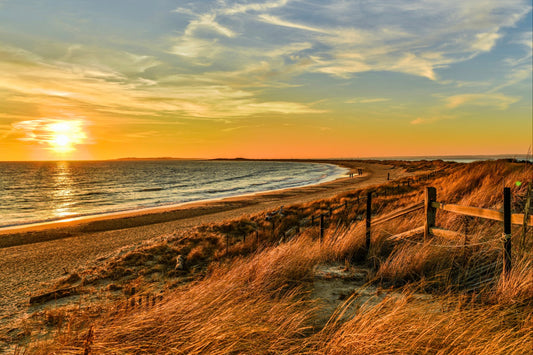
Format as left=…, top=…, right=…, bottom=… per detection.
left=17, top=160, right=533, bottom=354
left=27, top=238, right=326, bottom=354
left=312, top=292, right=532, bottom=355
left=491, top=256, right=533, bottom=306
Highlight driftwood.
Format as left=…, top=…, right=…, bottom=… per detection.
left=30, top=286, right=79, bottom=305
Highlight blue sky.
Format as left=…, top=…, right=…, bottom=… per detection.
left=0, top=0, right=531, bottom=160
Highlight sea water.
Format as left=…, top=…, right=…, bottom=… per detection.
left=0, top=160, right=347, bottom=228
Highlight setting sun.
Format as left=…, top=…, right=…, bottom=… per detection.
left=47, top=121, right=82, bottom=153
left=12, top=118, right=88, bottom=155
left=51, top=134, right=71, bottom=151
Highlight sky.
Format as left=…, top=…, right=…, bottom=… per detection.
left=0, top=0, right=531, bottom=161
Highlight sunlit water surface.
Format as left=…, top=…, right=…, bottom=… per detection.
left=0, top=160, right=347, bottom=228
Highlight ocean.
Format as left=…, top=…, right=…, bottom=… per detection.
left=0, top=160, right=347, bottom=228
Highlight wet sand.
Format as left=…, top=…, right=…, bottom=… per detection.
left=0, top=161, right=406, bottom=323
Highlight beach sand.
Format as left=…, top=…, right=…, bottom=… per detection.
left=0, top=161, right=409, bottom=323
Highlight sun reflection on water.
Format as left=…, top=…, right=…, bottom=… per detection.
left=52, top=161, right=75, bottom=218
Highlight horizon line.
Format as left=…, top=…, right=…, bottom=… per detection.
left=0, top=153, right=531, bottom=163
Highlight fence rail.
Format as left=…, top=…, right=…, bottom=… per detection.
left=372, top=202, right=424, bottom=226
left=431, top=202, right=533, bottom=226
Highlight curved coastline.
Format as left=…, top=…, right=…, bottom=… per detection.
left=0, top=161, right=350, bottom=236
left=0, top=160, right=406, bottom=325
left=0, top=161, right=350, bottom=245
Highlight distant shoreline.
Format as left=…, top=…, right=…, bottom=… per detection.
left=0, top=154, right=529, bottom=163
left=360, top=154, right=531, bottom=162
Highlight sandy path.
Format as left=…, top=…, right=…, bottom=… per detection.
left=0, top=161, right=404, bottom=323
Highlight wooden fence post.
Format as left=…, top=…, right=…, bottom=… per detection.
left=366, top=191, right=372, bottom=253
left=424, top=187, right=437, bottom=240
left=503, top=187, right=512, bottom=273
left=521, top=183, right=531, bottom=249
left=320, top=214, right=325, bottom=242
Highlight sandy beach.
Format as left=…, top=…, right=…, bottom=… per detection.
left=0, top=161, right=408, bottom=323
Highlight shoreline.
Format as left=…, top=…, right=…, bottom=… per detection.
left=0, top=161, right=407, bottom=324
left=0, top=162, right=348, bottom=234
left=0, top=161, right=362, bottom=248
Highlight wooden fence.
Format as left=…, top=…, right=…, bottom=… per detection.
left=263, top=177, right=418, bottom=244
left=206, top=172, right=532, bottom=283
left=386, top=186, right=532, bottom=272
left=259, top=182, right=531, bottom=274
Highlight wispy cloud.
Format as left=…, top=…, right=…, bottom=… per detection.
left=472, top=32, right=502, bottom=52
left=514, top=31, right=533, bottom=53
left=489, top=31, right=533, bottom=92
left=346, top=98, right=390, bottom=104
left=258, top=14, right=328, bottom=34
left=0, top=41, right=323, bottom=128
left=445, top=93, right=521, bottom=110
left=170, top=12, right=237, bottom=60
left=165, top=0, right=530, bottom=83
left=184, top=14, right=236, bottom=38
left=223, top=0, right=290, bottom=15
left=410, top=115, right=456, bottom=125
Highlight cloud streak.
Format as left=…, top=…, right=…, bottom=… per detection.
left=346, top=98, right=390, bottom=104
left=445, top=93, right=521, bottom=110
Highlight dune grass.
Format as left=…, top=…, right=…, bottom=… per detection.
left=15, top=160, right=533, bottom=354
